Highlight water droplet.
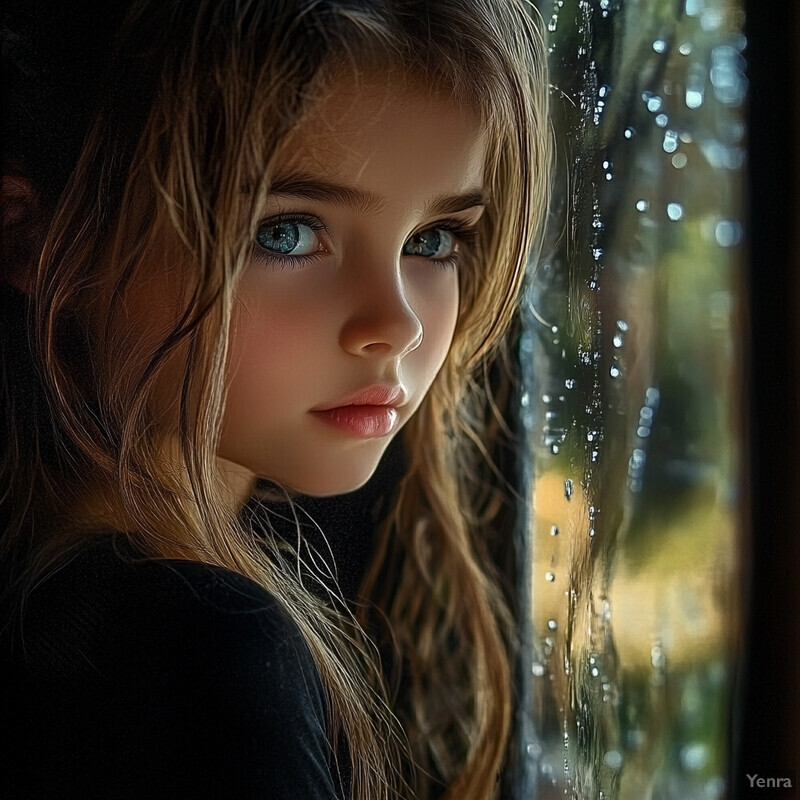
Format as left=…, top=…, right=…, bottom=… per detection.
left=637, top=425, right=651, bottom=438
left=603, top=750, right=623, bottom=770
left=715, top=219, right=743, bottom=247
left=652, top=39, right=667, bottom=53
left=613, top=332, right=624, bottom=347
left=617, top=319, right=629, bottom=331
left=545, top=572, right=555, bottom=582
left=526, top=742, right=542, bottom=758
left=685, top=0, right=704, bottom=17
left=591, top=666, right=600, bottom=677
left=651, top=644, right=666, bottom=669
left=679, top=41, right=693, bottom=55
left=531, top=663, right=546, bottom=677
left=564, top=479, right=573, bottom=500
left=663, top=129, right=679, bottom=153
left=655, top=113, right=669, bottom=127
left=550, top=525, right=559, bottom=536
left=646, top=96, right=663, bottom=112
left=636, top=199, right=649, bottom=212
left=547, top=619, right=558, bottom=631
left=624, top=126, right=636, bottom=139
left=609, top=364, right=621, bottom=378
left=598, top=84, right=611, bottom=99
left=565, top=378, right=576, bottom=389
left=686, top=88, right=704, bottom=109
left=672, top=152, right=688, bottom=169
left=680, top=743, right=710, bottom=771
left=542, top=393, right=552, bottom=403
left=589, top=527, right=596, bottom=537
left=667, top=202, right=684, bottom=220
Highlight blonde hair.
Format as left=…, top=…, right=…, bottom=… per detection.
left=0, top=1, right=551, bottom=797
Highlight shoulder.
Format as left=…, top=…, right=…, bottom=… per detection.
left=2, top=534, right=347, bottom=799
left=14, top=533, right=315, bottom=692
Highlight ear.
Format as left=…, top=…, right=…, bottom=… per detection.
left=1, top=173, right=40, bottom=295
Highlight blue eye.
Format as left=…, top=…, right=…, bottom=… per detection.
left=402, top=228, right=456, bottom=260
left=255, top=218, right=321, bottom=257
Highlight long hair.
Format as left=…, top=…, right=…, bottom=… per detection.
left=0, top=1, right=551, bottom=798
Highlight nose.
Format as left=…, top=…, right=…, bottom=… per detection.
left=338, top=264, right=424, bottom=358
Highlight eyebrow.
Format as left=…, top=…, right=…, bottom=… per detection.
left=268, top=173, right=488, bottom=217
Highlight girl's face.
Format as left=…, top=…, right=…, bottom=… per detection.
left=217, top=74, right=487, bottom=499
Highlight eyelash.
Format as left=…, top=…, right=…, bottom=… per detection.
left=251, top=213, right=479, bottom=271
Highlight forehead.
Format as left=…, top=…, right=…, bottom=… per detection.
left=272, top=72, right=488, bottom=210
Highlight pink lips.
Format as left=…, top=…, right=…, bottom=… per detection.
left=310, top=384, right=406, bottom=439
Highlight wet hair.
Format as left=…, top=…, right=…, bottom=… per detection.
left=0, top=1, right=551, bottom=797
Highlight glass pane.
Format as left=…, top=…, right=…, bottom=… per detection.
left=516, top=1, right=747, bottom=798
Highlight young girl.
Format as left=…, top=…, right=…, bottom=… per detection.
left=0, top=1, right=551, bottom=798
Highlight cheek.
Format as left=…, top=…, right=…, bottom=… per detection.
left=226, top=287, right=322, bottom=406
left=409, top=267, right=460, bottom=375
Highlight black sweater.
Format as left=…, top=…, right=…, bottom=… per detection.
left=0, top=534, right=349, bottom=799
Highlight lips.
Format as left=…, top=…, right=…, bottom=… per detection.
left=312, top=384, right=407, bottom=412
left=310, top=384, right=407, bottom=439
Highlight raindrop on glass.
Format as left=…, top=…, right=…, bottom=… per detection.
left=672, top=152, right=688, bottom=169
left=609, top=364, right=621, bottom=378
left=655, top=113, right=669, bottom=128
left=564, top=479, right=573, bottom=500
left=550, top=525, right=559, bottom=536
left=686, top=88, right=704, bottom=109
left=547, top=619, right=558, bottom=631
left=651, top=644, right=666, bottom=669
left=526, top=741, right=543, bottom=758
left=652, top=39, right=667, bottom=53
left=647, top=96, right=663, bottom=112
left=679, top=41, right=693, bottom=55
left=685, top=0, right=703, bottom=16
left=546, top=572, right=556, bottom=582
left=667, top=202, right=684, bottom=220
left=636, top=199, right=649, bottom=212
left=663, top=129, right=679, bottom=153
left=679, top=743, right=710, bottom=771
left=714, top=219, right=743, bottom=247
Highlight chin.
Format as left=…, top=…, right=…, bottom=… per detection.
left=259, top=455, right=384, bottom=499
left=292, top=469, right=378, bottom=498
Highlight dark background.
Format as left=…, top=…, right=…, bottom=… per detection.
left=736, top=0, right=800, bottom=790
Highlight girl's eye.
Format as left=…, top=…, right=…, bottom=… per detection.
left=255, top=219, right=322, bottom=257
left=402, top=228, right=456, bottom=260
